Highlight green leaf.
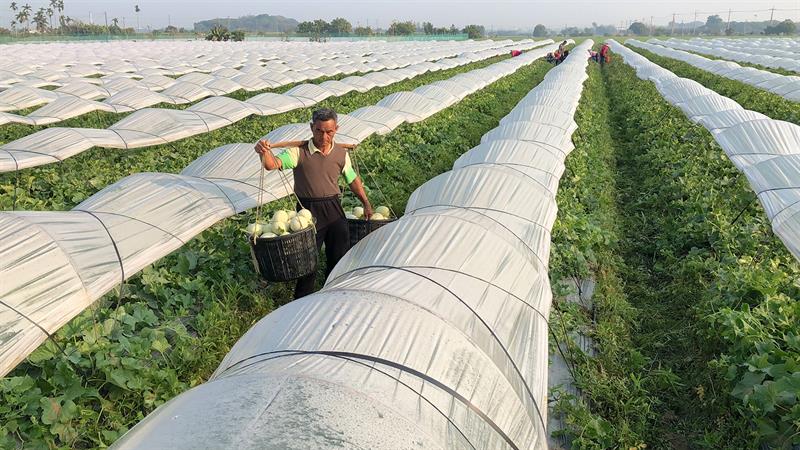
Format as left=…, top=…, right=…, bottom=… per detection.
left=732, top=369, right=767, bottom=402
left=27, top=344, right=56, bottom=364
left=39, top=397, right=60, bottom=425
left=773, top=373, right=800, bottom=405
left=101, top=429, right=119, bottom=443
left=763, top=363, right=788, bottom=379
left=59, top=399, right=77, bottom=423
left=752, top=382, right=779, bottom=413
left=151, top=336, right=171, bottom=354
left=786, top=333, right=800, bottom=352
left=107, top=369, right=132, bottom=390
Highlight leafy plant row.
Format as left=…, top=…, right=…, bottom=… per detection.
left=0, top=54, right=511, bottom=212
left=659, top=45, right=800, bottom=77
left=602, top=55, right=799, bottom=447
left=547, top=61, right=657, bottom=448
left=0, top=72, right=351, bottom=146
left=0, top=59, right=553, bottom=450
left=629, top=46, right=800, bottom=126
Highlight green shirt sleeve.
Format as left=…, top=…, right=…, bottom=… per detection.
left=275, top=147, right=300, bottom=169
left=343, top=152, right=357, bottom=184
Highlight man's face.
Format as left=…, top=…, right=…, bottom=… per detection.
left=310, top=119, right=338, bottom=149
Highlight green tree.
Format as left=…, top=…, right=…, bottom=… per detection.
left=48, top=0, right=57, bottom=27
left=597, top=24, right=616, bottom=35
left=312, top=19, right=328, bottom=33
left=628, top=21, right=648, bottom=36
left=18, top=3, right=31, bottom=32
left=33, top=6, right=47, bottom=32
left=705, top=14, right=725, bottom=35
left=134, top=4, right=140, bottom=31
left=533, top=24, right=547, bottom=37
left=110, top=17, right=121, bottom=34
left=9, top=1, right=17, bottom=31
left=462, top=24, right=484, bottom=39
left=20, top=3, right=32, bottom=31
left=205, top=24, right=230, bottom=41
left=387, top=20, right=415, bottom=35
left=561, top=26, right=582, bottom=36
left=764, top=19, right=796, bottom=35
left=353, top=25, right=373, bottom=36
left=296, top=21, right=314, bottom=33
left=297, top=19, right=328, bottom=41
left=328, top=17, right=351, bottom=35
left=53, top=0, right=64, bottom=32
left=422, top=21, right=433, bottom=34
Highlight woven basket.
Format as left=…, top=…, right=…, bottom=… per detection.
left=249, top=225, right=317, bottom=282
left=347, top=217, right=397, bottom=248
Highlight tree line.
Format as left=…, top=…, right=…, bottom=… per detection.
left=2, top=0, right=150, bottom=36
left=627, top=15, right=797, bottom=36
left=297, top=18, right=486, bottom=39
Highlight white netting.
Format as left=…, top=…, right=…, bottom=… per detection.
left=626, top=39, right=800, bottom=102
left=0, top=40, right=561, bottom=382
left=0, top=39, right=554, bottom=172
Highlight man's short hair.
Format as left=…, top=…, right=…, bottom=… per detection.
left=311, top=108, right=338, bottom=123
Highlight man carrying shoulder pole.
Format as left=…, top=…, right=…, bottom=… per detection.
left=254, top=108, right=373, bottom=299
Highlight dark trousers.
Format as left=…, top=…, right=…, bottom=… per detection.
left=294, top=196, right=350, bottom=299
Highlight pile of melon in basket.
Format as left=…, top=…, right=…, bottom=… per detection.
left=246, top=209, right=314, bottom=239
left=346, top=205, right=392, bottom=221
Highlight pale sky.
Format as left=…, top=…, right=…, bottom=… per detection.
left=2, top=0, right=799, bottom=31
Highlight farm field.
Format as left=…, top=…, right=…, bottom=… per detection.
left=627, top=46, right=800, bottom=125
left=551, top=53, right=800, bottom=448
left=1, top=35, right=799, bottom=450
left=1, top=39, right=560, bottom=448
left=643, top=37, right=800, bottom=74
left=0, top=51, right=520, bottom=210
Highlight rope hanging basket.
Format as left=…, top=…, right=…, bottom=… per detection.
left=347, top=217, right=397, bottom=248
left=345, top=144, right=400, bottom=248
left=249, top=224, right=318, bottom=282
left=249, top=147, right=319, bottom=282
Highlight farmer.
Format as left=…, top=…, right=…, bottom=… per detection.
left=599, top=42, right=611, bottom=65
left=558, top=40, right=568, bottom=54
left=254, top=108, right=372, bottom=299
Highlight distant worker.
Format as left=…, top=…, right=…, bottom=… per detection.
left=599, top=42, right=611, bottom=65
left=558, top=40, right=568, bottom=54
left=588, top=49, right=599, bottom=63
left=558, top=49, right=569, bottom=64
left=510, top=49, right=522, bottom=57
left=547, top=50, right=562, bottom=65
left=254, top=108, right=372, bottom=299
